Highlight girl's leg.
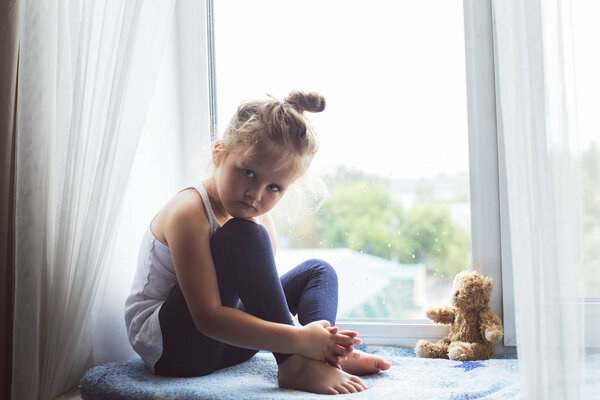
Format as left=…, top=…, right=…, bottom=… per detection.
left=154, top=284, right=240, bottom=377
left=280, top=259, right=339, bottom=326
left=155, top=218, right=296, bottom=376
left=209, top=219, right=369, bottom=393
left=209, top=218, right=297, bottom=366
left=281, top=260, right=392, bottom=377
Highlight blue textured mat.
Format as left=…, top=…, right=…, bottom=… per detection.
left=79, top=346, right=529, bottom=399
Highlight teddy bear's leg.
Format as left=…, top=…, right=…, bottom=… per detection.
left=448, top=342, right=495, bottom=361
left=415, top=339, right=450, bottom=359
left=471, top=342, right=495, bottom=360
left=448, top=341, right=475, bottom=361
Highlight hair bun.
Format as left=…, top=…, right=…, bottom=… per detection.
left=284, top=91, right=325, bottom=113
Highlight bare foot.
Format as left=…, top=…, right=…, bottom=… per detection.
left=278, top=354, right=368, bottom=395
left=338, top=349, right=391, bottom=376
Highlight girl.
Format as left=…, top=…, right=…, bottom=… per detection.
left=125, top=91, right=391, bottom=395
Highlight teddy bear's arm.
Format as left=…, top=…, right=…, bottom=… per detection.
left=479, top=308, right=503, bottom=344
left=425, top=306, right=455, bottom=325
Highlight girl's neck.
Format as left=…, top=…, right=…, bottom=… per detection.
left=203, top=178, right=231, bottom=223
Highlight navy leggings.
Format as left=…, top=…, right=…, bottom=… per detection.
left=154, top=218, right=339, bottom=377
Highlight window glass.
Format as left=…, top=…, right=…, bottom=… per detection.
left=572, top=1, right=600, bottom=299
left=214, top=0, right=472, bottom=320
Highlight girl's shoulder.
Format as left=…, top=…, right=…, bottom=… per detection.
left=150, top=189, right=211, bottom=248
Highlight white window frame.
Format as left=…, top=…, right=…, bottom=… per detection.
left=202, top=0, right=520, bottom=351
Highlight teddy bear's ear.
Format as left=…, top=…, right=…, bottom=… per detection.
left=483, top=277, right=493, bottom=292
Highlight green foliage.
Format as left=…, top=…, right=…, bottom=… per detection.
left=315, top=167, right=471, bottom=279
left=317, top=172, right=403, bottom=260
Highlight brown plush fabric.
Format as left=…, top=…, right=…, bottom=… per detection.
left=415, top=271, right=503, bottom=361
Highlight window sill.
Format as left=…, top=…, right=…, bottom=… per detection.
left=338, top=320, right=516, bottom=355
left=337, top=320, right=449, bottom=347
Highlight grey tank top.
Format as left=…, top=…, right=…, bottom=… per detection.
left=124, top=183, right=220, bottom=371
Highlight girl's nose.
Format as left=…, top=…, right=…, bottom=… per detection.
left=245, top=187, right=261, bottom=202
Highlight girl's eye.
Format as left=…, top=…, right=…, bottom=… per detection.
left=268, top=184, right=281, bottom=193
left=242, top=169, right=255, bottom=179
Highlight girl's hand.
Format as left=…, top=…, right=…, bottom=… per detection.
left=325, top=327, right=362, bottom=369
left=326, top=327, right=362, bottom=348
left=296, top=321, right=355, bottom=365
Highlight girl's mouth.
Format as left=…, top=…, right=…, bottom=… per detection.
left=238, top=201, right=255, bottom=210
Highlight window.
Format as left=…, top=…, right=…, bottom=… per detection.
left=209, top=0, right=503, bottom=346
left=572, top=1, right=600, bottom=301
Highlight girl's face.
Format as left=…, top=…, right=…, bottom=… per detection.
left=213, top=147, right=297, bottom=220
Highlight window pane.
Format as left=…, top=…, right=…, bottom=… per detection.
left=214, top=0, right=471, bottom=320
left=572, top=1, right=600, bottom=299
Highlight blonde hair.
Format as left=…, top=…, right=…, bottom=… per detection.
left=216, top=90, right=325, bottom=179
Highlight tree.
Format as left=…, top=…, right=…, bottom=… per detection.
left=315, top=167, right=471, bottom=278
left=317, top=170, right=404, bottom=261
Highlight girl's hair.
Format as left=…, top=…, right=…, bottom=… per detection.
left=217, top=90, right=326, bottom=179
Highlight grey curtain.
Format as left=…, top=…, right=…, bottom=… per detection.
left=0, top=0, right=19, bottom=399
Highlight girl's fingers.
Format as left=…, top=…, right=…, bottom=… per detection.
left=334, top=333, right=356, bottom=345
left=334, top=344, right=353, bottom=357
left=326, top=326, right=339, bottom=334
left=339, top=330, right=362, bottom=344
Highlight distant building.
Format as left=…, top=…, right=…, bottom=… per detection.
left=276, top=248, right=426, bottom=320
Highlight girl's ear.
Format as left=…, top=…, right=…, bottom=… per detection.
left=212, top=141, right=225, bottom=167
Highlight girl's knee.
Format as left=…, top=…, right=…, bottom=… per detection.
left=211, top=218, right=268, bottom=245
left=210, top=218, right=274, bottom=266
left=306, top=259, right=338, bottom=283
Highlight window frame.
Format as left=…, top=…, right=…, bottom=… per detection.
left=204, top=0, right=516, bottom=351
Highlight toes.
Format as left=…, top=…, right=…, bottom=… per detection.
left=327, top=387, right=339, bottom=395
left=348, top=380, right=365, bottom=392
left=335, top=384, right=350, bottom=394
left=342, top=382, right=357, bottom=393
left=351, top=375, right=368, bottom=389
left=376, top=358, right=392, bottom=370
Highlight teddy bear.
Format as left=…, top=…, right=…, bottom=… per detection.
left=415, top=271, right=503, bottom=361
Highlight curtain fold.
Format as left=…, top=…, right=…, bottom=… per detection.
left=13, top=1, right=175, bottom=398
left=1, top=1, right=20, bottom=399
left=492, top=0, right=587, bottom=398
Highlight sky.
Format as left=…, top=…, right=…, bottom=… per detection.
left=214, top=0, right=599, bottom=180
left=571, top=1, right=600, bottom=150
left=214, top=0, right=470, bottom=180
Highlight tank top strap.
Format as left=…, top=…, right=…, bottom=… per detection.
left=190, top=183, right=221, bottom=236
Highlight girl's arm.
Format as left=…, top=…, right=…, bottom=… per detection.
left=163, top=195, right=354, bottom=364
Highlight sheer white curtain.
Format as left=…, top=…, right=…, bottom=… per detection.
left=492, top=0, right=588, bottom=399
left=91, top=0, right=213, bottom=367
left=14, top=1, right=175, bottom=399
